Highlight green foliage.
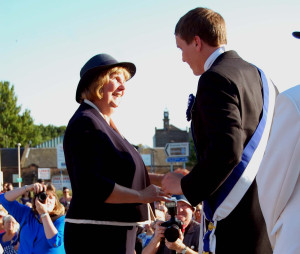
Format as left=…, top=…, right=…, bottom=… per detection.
left=187, top=139, right=197, bottom=168
left=35, top=124, right=66, bottom=143
left=0, top=81, right=66, bottom=148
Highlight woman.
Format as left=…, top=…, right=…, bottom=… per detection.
left=0, top=215, right=19, bottom=254
left=0, top=183, right=66, bottom=253
left=63, top=54, right=168, bottom=253
left=20, top=189, right=32, bottom=205
left=59, top=187, right=71, bottom=214
left=0, top=208, right=8, bottom=233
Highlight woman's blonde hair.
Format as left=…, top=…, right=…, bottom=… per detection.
left=32, top=183, right=65, bottom=217
left=80, top=66, right=130, bottom=102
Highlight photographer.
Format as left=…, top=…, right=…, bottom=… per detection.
left=0, top=182, right=66, bottom=253
left=142, top=195, right=200, bottom=254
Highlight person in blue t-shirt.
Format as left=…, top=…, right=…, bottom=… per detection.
left=0, top=182, right=66, bottom=254
left=0, top=215, right=19, bottom=254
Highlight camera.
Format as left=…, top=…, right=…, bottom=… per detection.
left=161, top=198, right=182, bottom=242
left=35, top=192, right=48, bottom=204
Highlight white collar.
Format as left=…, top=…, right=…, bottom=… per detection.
left=204, top=46, right=226, bottom=72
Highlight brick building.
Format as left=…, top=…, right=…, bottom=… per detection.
left=153, top=110, right=191, bottom=147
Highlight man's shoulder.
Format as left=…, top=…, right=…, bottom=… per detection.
left=210, top=50, right=254, bottom=72
left=186, top=220, right=200, bottom=233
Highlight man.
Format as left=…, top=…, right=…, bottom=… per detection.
left=257, top=31, right=300, bottom=254
left=162, top=7, right=276, bottom=253
left=142, top=195, right=200, bottom=254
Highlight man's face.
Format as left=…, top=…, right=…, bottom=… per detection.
left=176, top=35, right=202, bottom=76
left=176, top=201, right=193, bottom=228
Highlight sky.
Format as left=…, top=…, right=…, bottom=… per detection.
left=1, top=0, right=300, bottom=147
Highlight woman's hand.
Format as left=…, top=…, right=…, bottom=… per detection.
left=35, top=197, right=48, bottom=215
left=31, top=183, right=47, bottom=215
left=105, top=183, right=171, bottom=204
left=138, top=184, right=171, bottom=203
left=27, top=183, right=46, bottom=194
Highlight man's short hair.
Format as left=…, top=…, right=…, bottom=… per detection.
left=175, top=7, right=227, bottom=47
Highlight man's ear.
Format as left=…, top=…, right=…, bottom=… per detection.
left=194, top=36, right=201, bottom=51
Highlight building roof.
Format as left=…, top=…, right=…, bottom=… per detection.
left=1, top=148, right=25, bottom=168
left=21, top=148, right=57, bottom=168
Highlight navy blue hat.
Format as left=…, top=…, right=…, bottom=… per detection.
left=76, top=54, right=136, bottom=103
left=172, top=195, right=195, bottom=211
left=292, top=31, right=300, bottom=39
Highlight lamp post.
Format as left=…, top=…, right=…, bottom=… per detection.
left=17, top=143, right=21, bottom=188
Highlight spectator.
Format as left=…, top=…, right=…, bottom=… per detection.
left=6, top=183, right=13, bottom=192
left=37, top=179, right=45, bottom=185
left=154, top=201, right=167, bottom=221
left=142, top=195, right=200, bottom=254
left=20, top=189, right=32, bottom=205
left=0, top=215, right=19, bottom=254
left=1, top=183, right=8, bottom=194
left=0, top=208, right=8, bottom=234
left=0, top=182, right=66, bottom=253
left=137, top=222, right=156, bottom=251
left=59, top=187, right=72, bottom=214
left=193, top=203, right=202, bottom=223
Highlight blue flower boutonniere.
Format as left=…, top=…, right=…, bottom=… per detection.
left=186, top=94, right=195, bottom=121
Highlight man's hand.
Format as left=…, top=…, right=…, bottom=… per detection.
left=165, top=229, right=185, bottom=252
left=161, top=172, right=184, bottom=195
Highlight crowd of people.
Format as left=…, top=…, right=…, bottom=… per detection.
left=0, top=181, right=201, bottom=254
left=0, top=182, right=71, bottom=253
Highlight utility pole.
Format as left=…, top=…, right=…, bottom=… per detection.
left=17, top=143, right=21, bottom=188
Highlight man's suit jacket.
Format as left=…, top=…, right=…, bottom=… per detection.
left=257, top=85, right=300, bottom=253
left=63, top=102, right=150, bottom=223
left=181, top=51, right=273, bottom=253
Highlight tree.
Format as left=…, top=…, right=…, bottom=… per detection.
left=0, top=81, right=35, bottom=147
left=187, top=139, right=197, bottom=168
left=0, top=81, right=65, bottom=148
left=36, top=124, right=66, bottom=143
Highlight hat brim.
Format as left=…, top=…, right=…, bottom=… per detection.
left=177, top=199, right=196, bottom=211
left=76, top=62, right=136, bottom=103
left=292, top=31, right=300, bottom=39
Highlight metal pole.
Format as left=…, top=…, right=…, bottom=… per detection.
left=150, top=152, right=153, bottom=173
left=17, top=143, right=21, bottom=188
left=61, top=169, right=64, bottom=190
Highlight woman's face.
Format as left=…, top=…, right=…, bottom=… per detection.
left=63, top=188, right=70, bottom=197
left=4, top=219, right=17, bottom=233
left=97, top=72, right=126, bottom=115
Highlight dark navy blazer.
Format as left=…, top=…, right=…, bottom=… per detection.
left=181, top=51, right=274, bottom=253
left=63, top=102, right=150, bottom=223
